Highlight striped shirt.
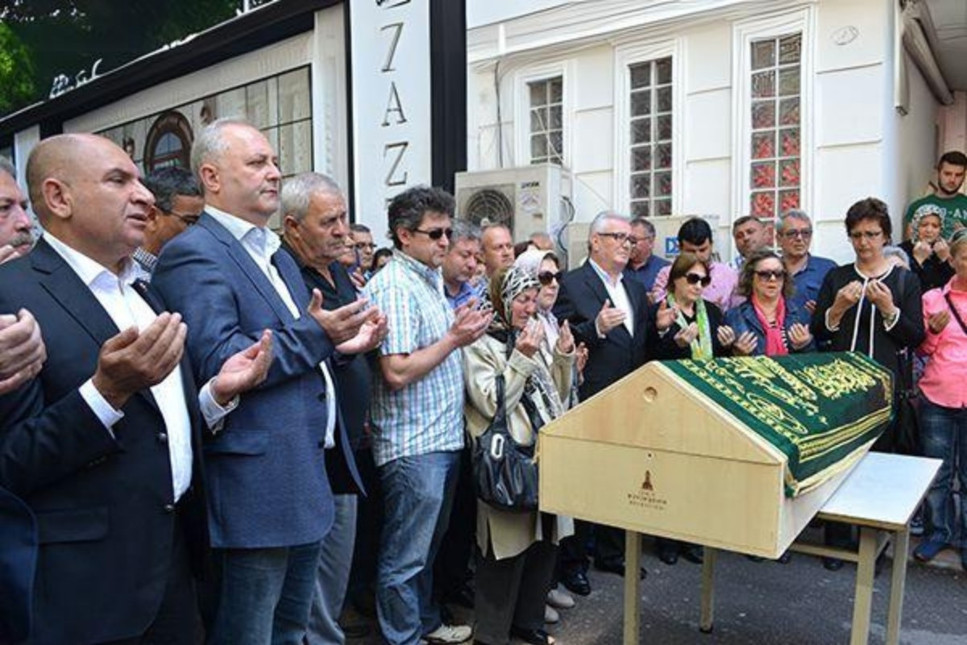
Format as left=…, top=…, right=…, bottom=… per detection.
left=364, top=250, right=464, bottom=466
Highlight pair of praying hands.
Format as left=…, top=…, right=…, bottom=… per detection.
left=912, top=238, right=950, bottom=265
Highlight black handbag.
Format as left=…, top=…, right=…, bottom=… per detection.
left=891, top=347, right=920, bottom=456
left=472, top=372, right=540, bottom=512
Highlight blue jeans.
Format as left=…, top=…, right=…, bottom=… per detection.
left=920, top=398, right=967, bottom=546
left=307, top=494, right=358, bottom=645
left=210, top=541, right=323, bottom=645
left=376, top=451, right=461, bottom=645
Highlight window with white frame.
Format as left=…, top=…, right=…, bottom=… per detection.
left=749, top=33, right=801, bottom=220
left=628, top=57, right=673, bottom=217
left=528, top=76, right=563, bottom=165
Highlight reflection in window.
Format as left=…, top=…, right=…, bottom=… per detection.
left=628, top=57, right=673, bottom=218
left=528, top=76, right=563, bottom=165
left=749, top=33, right=801, bottom=220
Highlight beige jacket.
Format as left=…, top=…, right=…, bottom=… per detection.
left=463, top=333, right=575, bottom=560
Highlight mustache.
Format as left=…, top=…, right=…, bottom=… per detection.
left=8, top=231, right=33, bottom=248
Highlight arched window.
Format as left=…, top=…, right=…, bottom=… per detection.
left=144, top=111, right=193, bottom=171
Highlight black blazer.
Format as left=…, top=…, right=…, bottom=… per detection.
left=552, top=262, right=650, bottom=400
left=0, top=239, right=209, bottom=645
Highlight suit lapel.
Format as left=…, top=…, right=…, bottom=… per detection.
left=33, top=239, right=162, bottom=414
left=32, top=239, right=119, bottom=347
left=582, top=262, right=633, bottom=345
left=200, top=214, right=296, bottom=323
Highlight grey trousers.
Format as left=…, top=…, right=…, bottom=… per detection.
left=307, top=494, right=358, bottom=645
left=474, top=539, right=557, bottom=645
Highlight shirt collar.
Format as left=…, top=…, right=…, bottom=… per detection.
left=589, top=257, right=623, bottom=287
left=42, top=230, right=139, bottom=288
left=207, top=205, right=280, bottom=261
left=394, top=249, right=443, bottom=289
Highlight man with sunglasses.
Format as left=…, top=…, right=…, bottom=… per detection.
left=776, top=209, right=837, bottom=314
left=363, top=186, right=490, bottom=644
left=135, top=166, right=204, bottom=280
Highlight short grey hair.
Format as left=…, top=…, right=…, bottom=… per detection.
left=589, top=210, right=630, bottom=235
left=450, top=219, right=481, bottom=248
left=190, top=117, right=254, bottom=176
left=280, top=172, right=343, bottom=222
left=777, top=209, right=812, bottom=232
left=0, top=156, right=15, bottom=181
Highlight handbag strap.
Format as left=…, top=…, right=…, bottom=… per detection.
left=493, top=372, right=507, bottom=429
left=944, top=293, right=967, bottom=336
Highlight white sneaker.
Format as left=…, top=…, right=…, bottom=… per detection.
left=544, top=604, right=560, bottom=624
left=547, top=587, right=575, bottom=609
left=424, top=623, right=473, bottom=644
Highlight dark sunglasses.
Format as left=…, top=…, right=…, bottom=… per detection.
left=413, top=227, right=453, bottom=241
left=537, top=271, right=562, bottom=286
left=684, top=273, right=711, bottom=287
left=754, top=269, right=786, bottom=280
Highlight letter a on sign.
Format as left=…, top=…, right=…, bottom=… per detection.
left=382, top=82, right=408, bottom=126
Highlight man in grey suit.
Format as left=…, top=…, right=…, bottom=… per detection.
left=153, top=119, right=382, bottom=644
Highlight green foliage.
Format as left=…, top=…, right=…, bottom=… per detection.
left=0, top=24, right=36, bottom=114
left=1, top=0, right=252, bottom=117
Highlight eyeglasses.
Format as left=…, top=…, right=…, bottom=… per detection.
left=780, top=229, right=812, bottom=240
left=754, top=269, right=786, bottom=281
left=848, top=230, right=882, bottom=241
left=537, top=271, right=563, bottom=286
left=413, top=227, right=453, bottom=241
left=684, top=273, right=712, bottom=287
left=598, top=232, right=637, bottom=245
left=167, top=211, right=200, bottom=226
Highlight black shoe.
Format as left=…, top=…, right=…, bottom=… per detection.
left=681, top=545, right=704, bottom=565
left=823, top=557, right=844, bottom=571
left=561, top=569, right=591, bottom=596
left=510, top=626, right=555, bottom=645
left=777, top=551, right=792, bottom=564
left=657, top=548, right=679, bottom=565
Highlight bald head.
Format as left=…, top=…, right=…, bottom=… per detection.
left=26, top=133, right=154, bottom=272
left=26, top=134, right=98, bottom=221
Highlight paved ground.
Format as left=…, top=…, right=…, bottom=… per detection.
left=345, top=532, right=967, bottom=644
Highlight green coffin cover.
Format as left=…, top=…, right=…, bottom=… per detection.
left=663, top=352, right=893, bottom=497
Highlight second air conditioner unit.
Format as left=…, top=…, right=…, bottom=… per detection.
left=454, top=164, right=572, bottom=245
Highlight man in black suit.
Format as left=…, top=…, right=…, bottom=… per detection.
left=552, top=211, right=673, bottom=596
left=0, top=133, right=271, bottom=645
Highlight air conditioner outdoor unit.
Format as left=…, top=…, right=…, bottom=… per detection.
left=454, top=164, right=572, bottom=245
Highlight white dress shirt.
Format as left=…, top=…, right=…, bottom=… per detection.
left=588, top=258, right=634, bottom=337
left=42, top=232, right=233, bottom=501
left=206, top=207, right=337, bottom=448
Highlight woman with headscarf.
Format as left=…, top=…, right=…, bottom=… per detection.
left=463, top=266, right=576, bottom=645
left=899, top=204, right=954, bottom=293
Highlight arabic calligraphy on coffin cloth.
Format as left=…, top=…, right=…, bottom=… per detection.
left=663, top=352, right=892, bottom=497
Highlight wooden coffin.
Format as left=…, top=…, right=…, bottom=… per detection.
left=538, top=352, right=892, bottom=558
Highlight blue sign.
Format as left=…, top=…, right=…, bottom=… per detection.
left=665, top=237, right=680, bottom=257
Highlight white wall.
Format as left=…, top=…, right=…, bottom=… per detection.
left=466, top=0, right=938, bottom=263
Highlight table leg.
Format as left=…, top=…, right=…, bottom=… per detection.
left=623, top=530, right=641, bottom=645
left=850, top=527, right=878, bottom=645
left=699, top=547, right=717, bottom=633
left=885, top=528, right=910, bottom=645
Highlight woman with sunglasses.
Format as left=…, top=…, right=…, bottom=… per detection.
left=651, top=252, right=736, bottom=566
left=464, top=266, right=576, bottom=645
left=724, top=249, right=814, bottom=357
left=913, top=229, right=967, bottom=569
